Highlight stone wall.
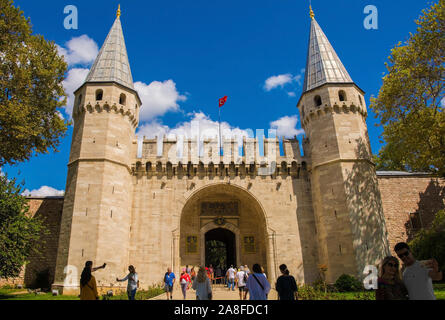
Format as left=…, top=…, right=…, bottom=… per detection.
left=0, top=198, right=64, bottom=288
left=377, top=174, right=445, bottom=256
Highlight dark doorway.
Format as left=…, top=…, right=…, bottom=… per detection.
left=205, top=228, right=236, bottom=269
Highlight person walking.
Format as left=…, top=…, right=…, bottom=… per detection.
left=186, top=265, right=191, bottom=275
left=116, top=265, right=139, bottom=300
left=180, top=268, right=192, bottom=300
left=245, top=264, right=271, bottom=300
left=235, top=266, right=248, bottom=300
left=164, top=267, right=176, bottom=300
left=376, top=256, right=408, bottom=300
left=192, top=266, right=212, bottom=300
left=79, top=261, right=100, bottom=300
left=226, top=265, right=236, bottom=291
left=275, top=264, right=298, bottom=300
left=191, top=266, right=196, bottom=282
left=394, top=242, right=442, bottom=300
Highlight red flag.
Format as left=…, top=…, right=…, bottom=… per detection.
left=219, top=96, right=228, bottom=108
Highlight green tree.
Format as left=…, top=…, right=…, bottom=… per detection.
left=409, top=210, right=445, bottom=272
left=0, top=0, right=69, bottom=166
left=370, top=0, right=445, bottom=176
left=0, top=173, right=47, bottom=279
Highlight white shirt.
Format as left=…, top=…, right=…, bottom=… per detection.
left=227, top=268, right=236, bottom=279
left=120, top=273, right=138, bottom=291
left=236, top=271, right=247, bottom=287
left=403, top=261, right=436, bottom=300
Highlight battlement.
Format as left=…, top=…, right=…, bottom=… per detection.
left=301, top=101, right=367, bottom=128
left=131, top=136, right=308, bottom=178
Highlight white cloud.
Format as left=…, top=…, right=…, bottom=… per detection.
left=270, top=115, right=305, bottom=138
left=57, top=35, right=99, bottom=66
left=135, top=80, right=187, bottom=121
left=137, top=112, right=249, bottom=145
left=264, top=74, right=293, bottom=91
left=22, top=186, right=65, bottom=197
left=62, top=68, right=90, bottom=118
left=265, top=68, right=305, bottom=96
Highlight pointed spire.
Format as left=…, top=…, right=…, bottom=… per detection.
left=85, top=7, right=134, bottom=89
left=117, top=4, right=121, bottom=19
left=309, top=6, right=315, bottom=20
left=303, top=17, right=353, bottom=93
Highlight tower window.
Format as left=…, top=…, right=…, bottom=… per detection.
left=359, top=95, right=363, bottom=106
left=314, top=95, right=322, bottom=107
left=119, top=93, right=126, bottom=106
left=96, top=89, right=103, bottom=101
left=78, top=94, right=82, bottom=106
left=339, top=90, right=346, bottom=102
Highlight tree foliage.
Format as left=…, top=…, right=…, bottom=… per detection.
left=0, top=0, right=69, bottom=166
left=370, top=0, right=445, bottom=176
left=409, top=210, right=445, bottom=272
left=0, top=173, right=47, bottom=279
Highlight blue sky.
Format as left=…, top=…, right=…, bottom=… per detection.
left=2, top=0, right=432, bottom=195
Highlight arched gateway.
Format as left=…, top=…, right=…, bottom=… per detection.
left=178, top=184, right=276, bottom=282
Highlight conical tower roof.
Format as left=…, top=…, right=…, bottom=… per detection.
left=303, top=13, right=353, bottom=93
left=85, top=9, right=134, bottom=89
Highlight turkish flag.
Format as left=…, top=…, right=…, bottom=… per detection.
left=219, top=96, right=228, bottom=108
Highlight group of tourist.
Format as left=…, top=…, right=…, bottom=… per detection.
left=78, top=241, right=442, bottom=301
left=376, top=242, right=443, bottom=300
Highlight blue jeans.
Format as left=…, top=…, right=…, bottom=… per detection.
left=227, top=279, right=235, bottom=290
left=127, top=289, right=137, bottom=300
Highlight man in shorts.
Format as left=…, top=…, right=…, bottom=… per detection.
left=394, top=242, right=443, bottom=300
left=235, top=266, right=248, bottom=300
left=164, top=267, right=176, bottom=300
left=226, top=265, right=236, bottom=291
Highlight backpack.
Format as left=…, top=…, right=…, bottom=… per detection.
left=243, top=272, right=248, bottom=283
left=164, top=272, right=169, bottom=283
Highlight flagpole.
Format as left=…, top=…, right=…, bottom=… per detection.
left=219, top=105, right=222, bottom=157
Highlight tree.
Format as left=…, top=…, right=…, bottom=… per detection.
left=370, top=0, right=445, bottom=176
left=0, top=173, right=47, bottom=279
left=409, top=210, right=445, bottom=272
left=0, top=0, right=69, bottom=166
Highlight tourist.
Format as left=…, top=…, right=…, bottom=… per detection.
left=275, top=264, right=298, bottom=300
left=215, top=266, right=222, bottom=284
left=244, top=265, right=250, bottom=275
left=394, top=242, right=443, bottom=300
left=235, top=266, right=248, bottom=300
left=179, top=268, right=192, bottom=300
left=245, top=264, right=270, bottom=300
left=164, top=267, right=176, bottom=300
left=209, top=264, right=214, bottom=284
left=79, top=261, right=99, bottom=300
left=116, top=265, right=139, bottom=300
left=191, top=266, right=196, bottom=282
left=192, top=266, right=213, bottom=300
left=375, top=256, right=408, bottom=300
left=226, top=265, right=236, bottom=291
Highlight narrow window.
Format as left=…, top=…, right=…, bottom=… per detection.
left=339, top=90, right=346, bottom=102
left=314, top=95, right=322, bottom=107
left=96, top=89, right=103, bottom=101
left=359, top=95, right=363, bottom=106
left=119, top=93, right=126, bottom=105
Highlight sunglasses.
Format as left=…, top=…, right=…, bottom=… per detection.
left=397, top=251, right=410, bottom=259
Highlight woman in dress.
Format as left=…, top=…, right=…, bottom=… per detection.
left=80, top=261, right=99, bottom=300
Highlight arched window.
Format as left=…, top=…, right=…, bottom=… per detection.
left=339, top=90, right=346, bottom=102
left=314, top=95, right=322, bottom=107
left=119, top=93, right=126, bottom=106
left=96, top=89, right=103, bottom=101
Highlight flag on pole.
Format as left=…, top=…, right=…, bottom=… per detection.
left=219, top=96, right=228, bottom=108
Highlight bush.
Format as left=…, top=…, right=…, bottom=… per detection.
left=409, top=210, right=445, bottom=271
left=334, top=274, right=363, bottom=292
left=104, top=284, right=164, bottom=300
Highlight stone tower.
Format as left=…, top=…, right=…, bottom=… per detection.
left=53, top=7, right=141, bottom=293
left=297, top=8, right=390, bottom=283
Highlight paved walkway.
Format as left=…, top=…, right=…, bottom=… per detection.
left=150, top=283, right=277, bottom=301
